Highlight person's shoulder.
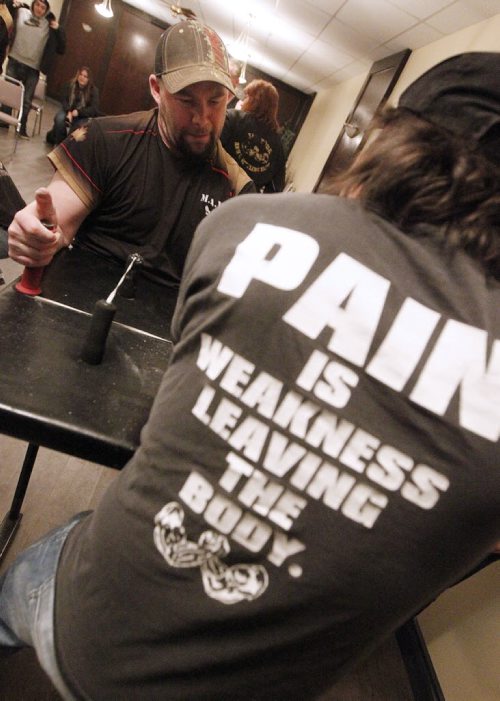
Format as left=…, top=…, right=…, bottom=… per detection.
left=216, top=192, right=351, bottom=219
left=93, top=109, right=157, bottom=135
left=216, top=140, right=254, bottom=194
left=224, top=108, right=245, bottom=126
left=15, top=5, right=29, bottom=18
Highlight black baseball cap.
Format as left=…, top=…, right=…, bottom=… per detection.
left=399, top=52, right=500, bottom=166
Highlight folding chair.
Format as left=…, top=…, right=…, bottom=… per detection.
left=30, top=75, right=46, bottom=136
left=0, top=76, right=25, bottom=159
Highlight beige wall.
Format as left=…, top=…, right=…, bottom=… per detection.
left=289, top=13, right=500, bottom=193
left=419, top=563, right=500, bottom=701
left=49, top=0, right=64, bottom=18
left=288, top=14, right=500, bottom=700
left=286, top=71, right=365, bottom=192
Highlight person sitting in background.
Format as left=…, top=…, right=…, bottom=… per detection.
left=0, top=52, right=498, bottom=701
left=0, top=0, right=65, bottom=139
left=7, top=21, right=254, bottom=288
left=221, top=78, right=286, bottom=192
left=46, top=65, right=100, bottom=145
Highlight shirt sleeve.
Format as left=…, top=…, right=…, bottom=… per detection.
left=47, top=119, right=108, bottom=210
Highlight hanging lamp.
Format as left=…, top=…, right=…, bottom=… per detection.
left=229, top=14, right=253, bottom=85
left=95, top=0, right=113, bottom=19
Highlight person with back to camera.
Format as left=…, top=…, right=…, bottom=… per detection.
left=221, top=78, right=287, bottom=192
left=0, top=0, right=65, bottom=139
left=7, top=21, right=255, bottom=288
left=46, top=65, right=100, bottom=145
left=0, top=52, right=499, bottom=700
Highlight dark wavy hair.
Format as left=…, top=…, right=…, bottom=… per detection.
left=331, top=107, right=500, bottom=278
left=242, top=79, right=280, bottom=132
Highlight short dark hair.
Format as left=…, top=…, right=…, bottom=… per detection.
left=332, top=107, right=500, bottom=278
left=31, top=0, right=50, bottom=13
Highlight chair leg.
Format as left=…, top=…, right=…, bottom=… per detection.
left=0, top=443, right=39, bottom=561
left=30, top=107, right=43, bottom=137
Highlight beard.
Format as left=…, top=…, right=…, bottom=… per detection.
left=174, top=131, right=217, bottom=165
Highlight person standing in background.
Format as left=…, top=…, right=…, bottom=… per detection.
left=46, top=65, right=100, bottom=145
left=0, top=0, right=65, bottom=139
left=222, top=78, right=286, bottom=192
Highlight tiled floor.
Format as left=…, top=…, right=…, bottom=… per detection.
left=0, top=98, right=56, bottom=201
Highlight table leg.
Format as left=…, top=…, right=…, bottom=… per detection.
left=396, top=618, right=445, bottom=701
left=0, top=443, right=39, bottom=562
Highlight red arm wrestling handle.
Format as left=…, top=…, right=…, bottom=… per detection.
left=15, top=189, right=59, bottom=296
left=14, top=221, right=54, bottom=295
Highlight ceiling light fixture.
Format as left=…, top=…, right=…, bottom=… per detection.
left=168, top=4, right=197, bottom=20
left=95, top=0, right=113, bottom=19
left=229, top=14, right=254, bottom=86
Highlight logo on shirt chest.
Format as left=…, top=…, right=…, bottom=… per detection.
left=201, top=193, right=222, bottom=217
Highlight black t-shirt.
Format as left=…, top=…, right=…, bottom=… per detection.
left=222, top=109, right=286, bottom=192
left=55, top=194, right=500, bottom=700
left=49, top=109, right=253, bottom=286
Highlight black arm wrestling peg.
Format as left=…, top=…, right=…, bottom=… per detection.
left=80, top=299, right=117, bottom=365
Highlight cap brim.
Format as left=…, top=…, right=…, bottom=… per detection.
left=160, top=65, right=235, bottom=95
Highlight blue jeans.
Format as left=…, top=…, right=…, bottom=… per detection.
left=4, top=57, right=39, bottom=132
left=48, top=109, right=68, bottom=144
left=0, top=511, right=91, bottom=700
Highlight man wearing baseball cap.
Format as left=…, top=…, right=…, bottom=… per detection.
left=2, top=52, right=498, bottom=700
left=7, top=20, right=255, bottom=287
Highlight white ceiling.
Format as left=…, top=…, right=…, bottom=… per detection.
left=122, top=0, right=500, bottom=94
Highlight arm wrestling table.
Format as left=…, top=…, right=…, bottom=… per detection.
left=0, top=245, right=176, bottom=560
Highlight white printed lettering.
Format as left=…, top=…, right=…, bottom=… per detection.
left=283, top=253, right=390, bottom=366
left=341, top=484, right=388, bottom=528
left=411, top=321, right=500, bottom=441
left=401, top=464, right=450, bottom=509
left=367, top=298, right=440, bottom=390
left=217, top=223, right=319, bottom=298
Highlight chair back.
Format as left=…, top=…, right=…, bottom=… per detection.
left=0, top=76, right=25, bottom=127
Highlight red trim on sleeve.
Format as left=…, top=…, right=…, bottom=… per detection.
left=60, top=142, right=103, bottom=194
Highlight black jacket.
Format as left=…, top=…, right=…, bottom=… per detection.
left=221, top=109, right=286, bottom=193
left=61, top=82, right=100, bottom=118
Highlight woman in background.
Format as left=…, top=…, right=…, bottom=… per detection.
left=221, top=78, right=286, bottom=192
left=46, top=65, right=99, bottom=145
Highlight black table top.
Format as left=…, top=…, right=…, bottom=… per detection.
left=0, top=248, right=176, bottom=468
left=41, top=245, right=178, bottom=339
